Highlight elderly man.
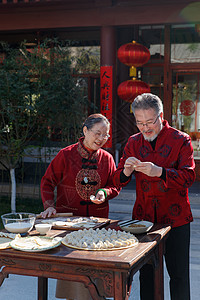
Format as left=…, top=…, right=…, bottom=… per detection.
left=113, top=93, right=195, bottom=300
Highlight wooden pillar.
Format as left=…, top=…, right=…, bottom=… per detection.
left=100, top=26, right=116, bottom=154
left=164, top=25, right=172, bottom=125
left=101, top=26, right=116, bottom=67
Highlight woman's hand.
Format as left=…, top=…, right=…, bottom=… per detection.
left=90, top=190, right=105, bottom=205
left=39, top=207, right=56, bottom=218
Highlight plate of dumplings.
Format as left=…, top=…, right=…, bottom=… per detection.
left=62, top=228, right=138, bottom=251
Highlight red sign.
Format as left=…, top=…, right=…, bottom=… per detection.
left=100, top=66, right=113, bottom=148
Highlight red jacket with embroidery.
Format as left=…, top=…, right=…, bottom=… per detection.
left=41, top=138, right=120, bottom=218
left=113, top=121, right=195, bottom=228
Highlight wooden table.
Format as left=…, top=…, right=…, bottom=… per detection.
left=0, top=222, right=170, bottom=300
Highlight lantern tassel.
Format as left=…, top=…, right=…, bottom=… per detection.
left=129, top=66, right=137, bottom=78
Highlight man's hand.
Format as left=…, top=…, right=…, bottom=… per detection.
left=135, top=162, right=162, bottom=177
left=123, top=157, right=162, bottom=178
left=123, top=157, right=141, bottom=176
left=39, top=207, right=56, bottom=218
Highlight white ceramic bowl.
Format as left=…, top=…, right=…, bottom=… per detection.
left=35, top=223, right=52, bottom=235
left=120, top=220, right=153, bottom=234
left=1, top=212, right=36, bottom=234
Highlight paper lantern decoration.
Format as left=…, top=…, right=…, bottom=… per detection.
left=117, top=41, right=150, bottom=103
left=117, top=79, right=151, bottom=103
left=180, top=100, right=195, bottom=116
left=117, top=41, right=150, bottom=67
left=0, top=53, right=5, bottom=64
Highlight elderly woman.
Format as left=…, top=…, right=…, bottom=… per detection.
left=40, top=113, right=120, bottom=300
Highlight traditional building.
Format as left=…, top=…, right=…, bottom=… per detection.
left=0, top=0, right=200, bottom=179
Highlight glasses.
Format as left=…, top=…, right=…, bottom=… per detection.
left=136, top=115, right=160, bottom=128
left=90, top=129, right=110, bottom=140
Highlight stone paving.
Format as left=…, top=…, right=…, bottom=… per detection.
left=0, top=180, right=199, bottom=299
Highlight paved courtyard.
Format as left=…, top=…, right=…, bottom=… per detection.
left=0, top=180, right=199, bottom=299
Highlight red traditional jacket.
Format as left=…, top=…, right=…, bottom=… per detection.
left=41, top=137, right=120, bottom=218
left=113, top=120, right=195, bottom=228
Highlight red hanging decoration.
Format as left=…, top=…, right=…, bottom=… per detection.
left=0, top=53, right=5, bottom=64
left=117, top=40, right=151, bottom=104
left=117, top=79, right=151, bottom=103
left=180, top=100, right=195, bottom=116
left=117, top=41, right=150, bottom=67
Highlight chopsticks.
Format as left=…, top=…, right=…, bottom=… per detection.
left=118, top=219, right=141, bottom=227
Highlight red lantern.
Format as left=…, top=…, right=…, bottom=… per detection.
left=0, top=53, right=5, bottom=64
left=117, top=41, right=150, bottom=67
left=180, top=100, right=195, bottom=116
left=117, top=79, right=151, bottom=103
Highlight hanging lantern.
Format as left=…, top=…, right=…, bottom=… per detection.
left=117, top=40, right=151, bottom=105
left=117, top=41, right=150, bottom=68
left=0, top=53, right=5, bottom=64
left=117, top=78, right=151, bottom=103
left=180, top=100, right=195, bottom=116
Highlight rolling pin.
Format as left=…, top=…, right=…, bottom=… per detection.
left=36, top=212, right=73, bottom=219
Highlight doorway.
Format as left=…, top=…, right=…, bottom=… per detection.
left=172, top=71, right=200, bottom=157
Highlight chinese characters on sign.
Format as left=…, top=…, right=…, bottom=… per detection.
left=100, top=66, right=113, bottom=148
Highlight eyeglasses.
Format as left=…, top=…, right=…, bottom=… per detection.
left=90, top=129, right=110, bottom=140
left=136, top=114, right=160, bottom=128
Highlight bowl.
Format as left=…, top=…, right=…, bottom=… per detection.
left=35, top=223, right=52, bottom=235
left=120, top=220, right=153, bottom=234
left=1, top=212, right=36, bottom=234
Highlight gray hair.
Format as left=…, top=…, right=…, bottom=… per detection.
left=82, top=113, right=110, bottom=132
left=131, top=93, right=163, bottom=115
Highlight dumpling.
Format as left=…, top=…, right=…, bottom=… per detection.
left=82, top=241, right=88, bottom=248
left=114, top=240, right=122, bottom=247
